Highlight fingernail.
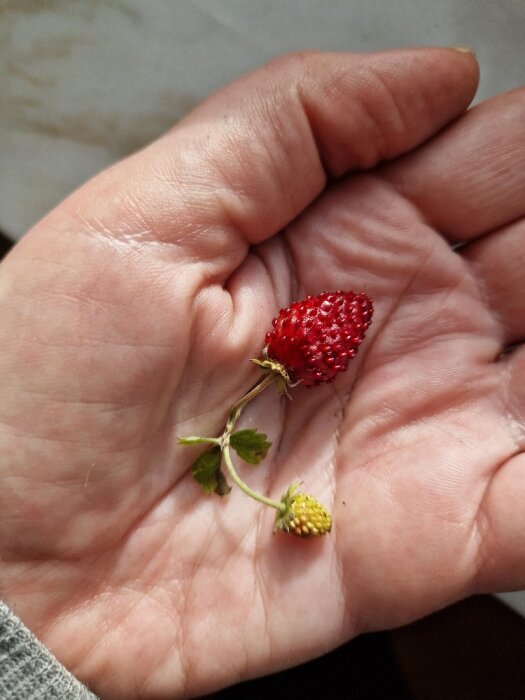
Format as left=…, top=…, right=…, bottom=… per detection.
left=452, top=46, right=475, bottom=55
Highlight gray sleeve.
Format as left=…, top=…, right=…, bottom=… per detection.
left=0, top=601, right=98, bottom=699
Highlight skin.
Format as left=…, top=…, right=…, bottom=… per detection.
left=0, top=48, right=524, bottom=698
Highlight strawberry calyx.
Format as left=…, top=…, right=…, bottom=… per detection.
left=251, top=353, right=297, bottom=397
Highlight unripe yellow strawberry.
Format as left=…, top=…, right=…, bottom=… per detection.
left=275, top=484, right=332, bottom=537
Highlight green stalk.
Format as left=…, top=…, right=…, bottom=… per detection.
left=181, top=368, right=288, bottom=510
left=219, top=372, right=285, bottom=511
left=224, top=373, right=277, bottom=437
left=222, top=440, right=285, bottom=512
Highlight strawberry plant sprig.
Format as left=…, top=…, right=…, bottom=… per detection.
left=179, top=290, right=373, bottom=537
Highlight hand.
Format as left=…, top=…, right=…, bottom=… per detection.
left=1, top=48, right=523, bottom=699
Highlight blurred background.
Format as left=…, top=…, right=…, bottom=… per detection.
left=1, top=1, right=525, bottom=697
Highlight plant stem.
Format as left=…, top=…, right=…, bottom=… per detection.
left=178, top=436, right=221, bottom=446
left=181, top=369, right=286, bottom=509
left=220, top=372, right=285, bottom=511
left=222, top=440, right=285, bottom=512
left=224, top=373, right=276, bottom=437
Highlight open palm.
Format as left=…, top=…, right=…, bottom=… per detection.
left=1, top=49, right=524, bottom=699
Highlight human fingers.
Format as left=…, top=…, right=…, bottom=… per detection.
left=382, top=87, right=525, bottom=244
left=36, top=48, right=478, bottom=279
left=473, top=439, right=525, bottom=592
left=461, top=218, right=525, bottom=347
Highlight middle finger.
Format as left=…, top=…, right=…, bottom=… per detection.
left=382, top=87, right=525, bottom=244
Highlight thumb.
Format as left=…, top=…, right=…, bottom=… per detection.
left=32, top=48, right=478, bottom=271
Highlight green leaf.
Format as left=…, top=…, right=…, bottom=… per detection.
left=214, top=469, right=232, bottom=496
left=191, top=446, right=222, bottom=494
left=230, top=429, right=272, bottom=465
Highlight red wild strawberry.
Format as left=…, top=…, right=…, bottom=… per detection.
left=264, top=290, right=373, bottom=387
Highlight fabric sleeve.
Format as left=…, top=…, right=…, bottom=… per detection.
left=0, top=601, right=98, bottom=699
